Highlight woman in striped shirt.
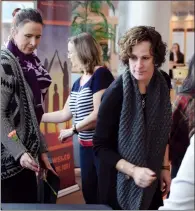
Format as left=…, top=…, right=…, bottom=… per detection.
left=42, top=33, right=114, bottom=203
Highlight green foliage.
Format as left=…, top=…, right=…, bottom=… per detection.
left=71, top=0, right=115, bottom=45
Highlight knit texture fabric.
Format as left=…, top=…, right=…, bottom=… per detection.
left=117, top=68, right=172, bottom=210
left=7, top=40, right=52, bottom=124
left=1, top=47, right=45, bottom=179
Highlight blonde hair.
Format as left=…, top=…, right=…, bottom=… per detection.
left=69, top=33, right=103, bottom=74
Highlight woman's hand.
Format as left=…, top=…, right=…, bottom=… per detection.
left=132, top=166, right=157, bottom=188
left=20, top=152, right=39, bottom=172
left=58, top=128, right=74, bottom=142
left=39, top=153, right=58, bottom=176
left=160, top=169, right=171, bottom=197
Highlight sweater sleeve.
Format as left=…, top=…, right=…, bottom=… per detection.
left=93, top=76, right=123, bottom=168
left=39, top=131, right=48, bottom=153
left=1, top=64, right=27, bottom=161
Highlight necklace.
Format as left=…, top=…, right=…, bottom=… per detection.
left=141, top=94, right=147, bottom=109
left=74, top=86, right=83, bottom=119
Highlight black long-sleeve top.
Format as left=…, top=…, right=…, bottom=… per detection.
left=93, top=72, right=171, bottom=209
left=93, top=76, right=123, bottom=209
left=93, top=71, right=171, bottom=168
left=170, top=52, right=184, bottom=64
left=93, top=75, right=123, bottom=165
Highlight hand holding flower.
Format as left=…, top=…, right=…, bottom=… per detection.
left=8, top=130, right=39, bottom=172
left=20, top=152, right=39, bottom=172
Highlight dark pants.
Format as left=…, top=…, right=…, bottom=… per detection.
left=37, top=163, right=60, bottom=204
left=80, top=145, right=99, bottom=204
left=1, top=168, right=37, bottom=203
left=148, top=181, right=163, bottom=210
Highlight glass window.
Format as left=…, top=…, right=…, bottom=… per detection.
left=1, top=1, right=35, bottom=45
left=2, top=1, right=35, bottom=23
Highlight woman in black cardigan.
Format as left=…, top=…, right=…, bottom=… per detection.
left=169, top=43, right=185, bottom=78
left=170, top=43, right=184, bottom=65
left=93, top=26, right=172, bottom=210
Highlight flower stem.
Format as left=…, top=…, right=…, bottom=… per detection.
left=43, top=178, right=57, bottom=196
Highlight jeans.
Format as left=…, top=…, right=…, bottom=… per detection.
left=80, top=145, right=99, bottom=204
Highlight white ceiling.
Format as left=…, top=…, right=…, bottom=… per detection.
left=113, top=1, right=194, bottom=16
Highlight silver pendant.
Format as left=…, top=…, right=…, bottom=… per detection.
left=142, top=99, right=145, bottom=108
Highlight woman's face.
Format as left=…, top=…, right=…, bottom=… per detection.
left=13, top=22, right=42, bottom=55
left=172, top=44, right=179, bottom=53
left=67, top=41, right=83, bottom=72
left=129, top=41, right=154, bottom=84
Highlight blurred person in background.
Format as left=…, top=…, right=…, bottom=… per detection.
left=169, top=43, right=185, bottom=78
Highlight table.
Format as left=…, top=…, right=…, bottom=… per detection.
left=1, top=203, right=112, bottom=210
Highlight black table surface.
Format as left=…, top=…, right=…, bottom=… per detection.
left=1, top=203, right=112, bottom=210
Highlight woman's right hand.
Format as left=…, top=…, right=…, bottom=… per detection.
left=20, top=152, right=39, bottom=172
left=132, top=166, right=157, bottom=188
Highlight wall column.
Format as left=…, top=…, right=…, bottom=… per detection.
left=118, top=1, right=171, bottom=74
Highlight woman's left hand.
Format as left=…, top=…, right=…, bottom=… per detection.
left=58, top=128, right=74, bottom=142
left=40, top=153, right=58, bottom=176
left=160, top=169, right=171, bottom=197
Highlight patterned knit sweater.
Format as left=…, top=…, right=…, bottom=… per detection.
left=1, top=47, right=47, bottom=180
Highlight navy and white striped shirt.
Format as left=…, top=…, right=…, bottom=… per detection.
left=69, top=67, right=114, bottom=146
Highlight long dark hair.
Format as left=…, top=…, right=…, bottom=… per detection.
left=179, top=54, right=195, bottom=97
left=172, top=43, right=181, bottom=53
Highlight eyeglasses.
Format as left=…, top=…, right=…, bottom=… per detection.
left=67, top=51, right=77, bottom=57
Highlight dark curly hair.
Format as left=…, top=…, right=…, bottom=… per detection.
left=118, top=26, right=167, bottom=68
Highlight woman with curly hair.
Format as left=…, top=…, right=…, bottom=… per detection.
left=93, top=26, right=172, bottom=210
